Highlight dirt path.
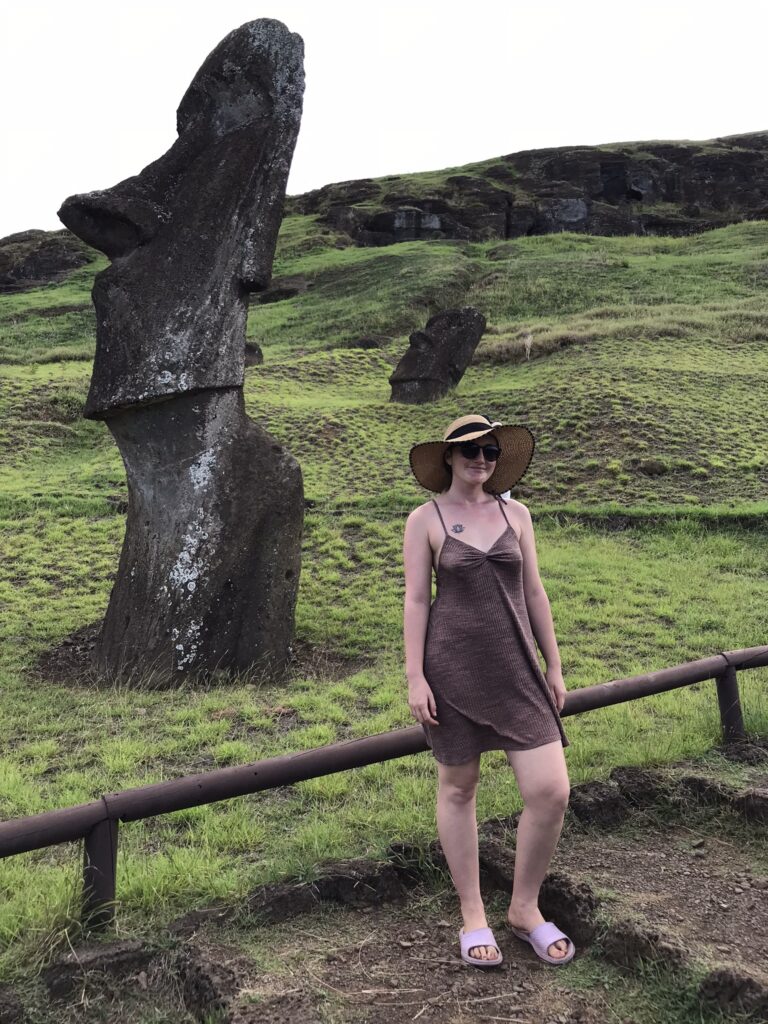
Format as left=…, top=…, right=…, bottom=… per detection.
left=12, top=743, right=768, bottom=1024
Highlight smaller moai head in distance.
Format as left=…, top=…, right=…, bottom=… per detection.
left=389, top=307, right=487, bottom=404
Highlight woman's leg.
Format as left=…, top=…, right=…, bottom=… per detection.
left=505, top=741, right=571, bottom=958
left=436, top=757, right=497, bottom=960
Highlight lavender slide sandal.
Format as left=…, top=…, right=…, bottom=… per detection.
left=459, top=926, right=503, bottom=968
left=508, top=921, right=575, bottom=965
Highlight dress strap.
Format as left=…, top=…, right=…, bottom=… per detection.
left=431, top=499, right=449, bottom=536
left=495, top=494, right=513, bottom=528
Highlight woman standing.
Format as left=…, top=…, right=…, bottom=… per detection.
left=403, top=414, right=573, bottom=968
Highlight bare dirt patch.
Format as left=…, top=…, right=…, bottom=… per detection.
left=12, top=745, right=768, bottom=1023
left=35, top=623, right=370, bottom=689
left=560, top=818, right=768, bottom=982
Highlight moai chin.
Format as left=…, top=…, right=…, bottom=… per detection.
left=59, top=20, right=305, bottom=680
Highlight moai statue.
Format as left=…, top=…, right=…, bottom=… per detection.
left=59, top=20, right=305, bottom=679
left=389, top=307, right=486, bottom=403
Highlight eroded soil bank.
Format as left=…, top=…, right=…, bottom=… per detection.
left=6, top=741, right=768, bottom=1024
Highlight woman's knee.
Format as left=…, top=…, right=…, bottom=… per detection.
left=439, top=780, right=478, bottom=806
left=523, top=780, right=570, bottom=816
left=437, top=763, right=480, bottom=804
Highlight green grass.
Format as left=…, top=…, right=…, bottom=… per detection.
left=0, top=214, right=767, bottom=987
left=563, top=951, right=741, bottom=1024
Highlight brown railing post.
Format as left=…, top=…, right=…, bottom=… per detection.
left=715, top=665, right=746, bottom=743
left=83, top=815, right=118, bottom=930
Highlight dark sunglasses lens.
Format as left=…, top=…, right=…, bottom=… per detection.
left=458, top=443, right=501, bottom=461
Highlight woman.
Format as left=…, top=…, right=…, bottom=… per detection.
left=403, top=414, right=573, bottom=969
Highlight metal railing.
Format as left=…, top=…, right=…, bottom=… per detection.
left=1, top=644, right=766, bottom=931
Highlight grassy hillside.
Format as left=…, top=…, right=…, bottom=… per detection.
left=0, top=213, right=767, bottom=986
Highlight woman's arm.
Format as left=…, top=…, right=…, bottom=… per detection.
left=515, top=502, right=566, bottom=711
left=403, top=507, right=439, bottom=725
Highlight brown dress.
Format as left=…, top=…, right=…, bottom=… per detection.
left=422, top=496, right=568, bottom=765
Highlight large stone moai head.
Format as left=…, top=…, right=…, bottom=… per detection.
left=59, top=19, right=304, bottom=418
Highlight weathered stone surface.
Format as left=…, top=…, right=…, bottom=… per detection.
left=43, top=940, right=155, bottom=999
left=57, top=20, right=305, bottom=679
left=290, top=131, right=768, bottom=246
left=389, top=307, right=486, bottom=403
left=0, top=229, right=92, bottom=293
left=568, top=780, right=630, bottom=827
left=98, top=389, right=302, bottom=676
left=60, top=20, right=304, bottom=417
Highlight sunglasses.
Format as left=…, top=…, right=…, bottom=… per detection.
left=455, top=442, right=502, bottom=462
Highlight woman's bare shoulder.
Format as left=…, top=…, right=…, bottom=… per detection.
left=505, top=497, right=532, bottom=517
left=503, top=497, right=533, bottom=532
left=407, top=499, right=436, bottom=521
left=405, top=500, right=439, bottom=541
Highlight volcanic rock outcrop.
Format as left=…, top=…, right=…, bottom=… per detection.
left=291, top=131, right=768, bottom=245
left=0, top=229, right=93, bottom=292
left=58, top=19, right=305, bottom=680
left=389, top=307, right=486, bottom=404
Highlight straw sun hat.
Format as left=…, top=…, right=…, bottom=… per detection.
left=409, top=414, right=535, bottom=494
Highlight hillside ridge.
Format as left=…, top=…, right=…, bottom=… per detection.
left=288, top=129, right=768, bottom=245
left=4, top=130, right=768, bottom=291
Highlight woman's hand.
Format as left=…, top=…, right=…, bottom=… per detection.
left=546, top=665, right=567, bottom=713
left=408, top=677, right=439, bottom=726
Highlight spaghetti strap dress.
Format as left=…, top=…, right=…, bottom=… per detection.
left=422, top=496, right=568, bottom=765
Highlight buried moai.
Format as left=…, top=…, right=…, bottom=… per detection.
left=389, top=307, right=486, bottom=403
left=58, top=20, right=305, bottom=679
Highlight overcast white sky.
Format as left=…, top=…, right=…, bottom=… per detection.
left=1, top=0, right=766, bottom=237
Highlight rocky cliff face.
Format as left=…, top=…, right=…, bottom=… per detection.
left=289, top=131, right=768, bottom=245
left=5, top=132, right=768, bottom=291
left=0, top=230, right=93, bottom=292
